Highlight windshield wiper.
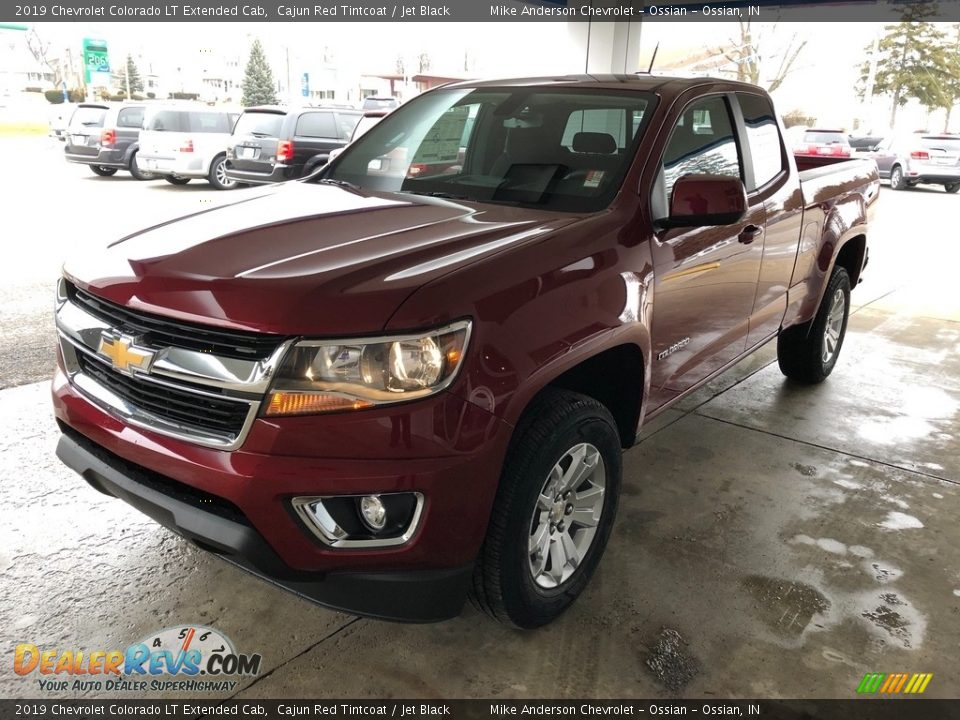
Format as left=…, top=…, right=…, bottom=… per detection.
left=249, top=131, right=270, bottom=138
left=317, top=178, right=362, bottom=191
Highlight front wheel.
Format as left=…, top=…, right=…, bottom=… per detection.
left=777, top=266, right=851, bottom=384
left=889, top=165, right=906, bottom=190
left=164, top=176, right=190, bottom=186
left=471, top=388, right=622, bottom=628
left=208, top=155, right=237, bottom=190
left=90, top=165, right=117, bottom=177
left=945, top=182, right=960, bottom=194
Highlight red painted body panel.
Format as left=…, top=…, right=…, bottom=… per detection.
left=53, top=75, right=878, bottom=608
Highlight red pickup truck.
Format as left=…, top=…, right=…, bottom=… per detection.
left=53, top=75, right=878, bottom=628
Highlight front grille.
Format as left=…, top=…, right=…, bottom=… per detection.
left=76, top=351, right=250, bottom=438
left=66, top=281, right=283, bottom=360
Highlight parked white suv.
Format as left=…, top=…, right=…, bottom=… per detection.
left=138, top=106, right=240, bottom=189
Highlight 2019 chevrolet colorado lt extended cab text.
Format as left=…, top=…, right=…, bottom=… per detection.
left=53, top=75, right=879, bottom=628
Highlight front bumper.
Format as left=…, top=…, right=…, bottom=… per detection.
left=56, top=426, right=472, bottom=621
left=52, top=365, right=512, bottom=621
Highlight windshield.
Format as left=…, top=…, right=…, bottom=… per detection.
left=69, top=106, right=107, bottom=128
left=325, top=87, right=655, bottom=212
left=234, top=111, right=285, bottom=137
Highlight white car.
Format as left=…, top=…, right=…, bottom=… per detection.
left=138, top=106, right=240, bottom=189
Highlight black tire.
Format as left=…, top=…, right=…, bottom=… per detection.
left=164, top=176, right=190, bottom=186
left=471, top=388, right=622, bottom=628
left=777, top=266, right=851, bottom=384
left=208, top=155, right=237, bottom=190
left=945, top=182, right=960, bottom=194
left=128, top=152, right=154, bottom=181
left=90, top=165, right=117, bottom=177
left=889, top=165, right=906, bottom=190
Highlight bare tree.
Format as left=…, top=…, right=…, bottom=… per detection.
left=24, top=28, right=63, bottom=86
left=713, top=22, right=807, bottom=93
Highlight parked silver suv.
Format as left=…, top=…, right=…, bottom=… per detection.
left=860, top=134, right=960, bottom=193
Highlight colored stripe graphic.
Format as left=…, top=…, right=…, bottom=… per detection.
left=858, top=672, right=932, bottom=694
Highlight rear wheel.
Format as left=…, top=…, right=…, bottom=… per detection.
left=128, top=152, right=154, bottom=181
left=471, top=388, right=622, bottom=628
left=164, top=176, right=190, bottom=186
left=208, top=155, right=237, bottom=190
left=777, top=266, right=851, bottom=384
left=90, top=165, right=117, bottom=177
left=889, top=165, right=905, bottom=190
left=945, top=182, right=960, bottom=194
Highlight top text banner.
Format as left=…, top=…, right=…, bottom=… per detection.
left=4, top=0, right=960, bottom=22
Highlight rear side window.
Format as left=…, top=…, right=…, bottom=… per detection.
left=296, top=112, right=337, bottom=138
left=234, top=111, right=285, bottom=137
left=117, top=107, right=144, bottom=129
left=336, top=113, right=361, bottom=140
left=145, top=110, right=186, bottom=132
left=737, top=93, right=785, bottom=190
left=70, top=106, right=107, bottom=128
left=662, top=96, right=742, bottom=200
left=188, top=112, right=233, bottom=134
left=562, top=108, right=632, bottom=150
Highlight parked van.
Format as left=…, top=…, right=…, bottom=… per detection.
left=138, top=106, right=240, bottom=189
left=63, top=102, right=154, bottom=180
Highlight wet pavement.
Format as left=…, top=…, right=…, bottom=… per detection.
left=2, top=145, right=959, bottom=699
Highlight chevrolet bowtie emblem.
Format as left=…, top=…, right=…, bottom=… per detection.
left=97, top=333, right=155, bottom=376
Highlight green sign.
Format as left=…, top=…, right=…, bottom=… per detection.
left=82, top=38, right=110, bottom=83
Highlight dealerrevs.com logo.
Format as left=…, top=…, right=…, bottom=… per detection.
left=14, top=625, right=262, bottom=693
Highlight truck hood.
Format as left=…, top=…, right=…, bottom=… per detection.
left=64, top=182, right=577, bottom=336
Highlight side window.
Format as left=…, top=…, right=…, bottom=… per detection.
left=296, top=112, right=337, bottom=138
left=738, top=93, right=785, bottom=190
left=117, top=107, right=144, bottom=129
left=335, top=113, right=361, bottom=140
left=662, top=96, right=742, bottom=201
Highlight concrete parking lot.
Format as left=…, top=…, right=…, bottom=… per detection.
left=1, top=136, right=958, bottom=699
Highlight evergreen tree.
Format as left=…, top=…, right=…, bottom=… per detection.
left=859, top=4, right=953, bottom=127
left=126, top=55, right=144, bottom=94
left=242, top=39, right=278, bottom=107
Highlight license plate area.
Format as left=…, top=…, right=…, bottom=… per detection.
left=237, top=146, right=260, bottom=160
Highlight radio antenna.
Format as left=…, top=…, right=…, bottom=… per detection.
left=647, top=42, right=660, bottom=74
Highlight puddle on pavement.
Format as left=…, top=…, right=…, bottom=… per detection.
left=643, top=627, right=700, bottom=692
left=741, top=575, right=830, bottom=641
left=860, top=597, right=923, bottom=650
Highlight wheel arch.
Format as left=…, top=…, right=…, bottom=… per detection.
left=515, top=343, right=647, bottom=450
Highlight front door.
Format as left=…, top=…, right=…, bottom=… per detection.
left=647, top=94, right=765, bottom=409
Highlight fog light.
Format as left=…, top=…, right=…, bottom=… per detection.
left=359, top=495, right=387, bottom=531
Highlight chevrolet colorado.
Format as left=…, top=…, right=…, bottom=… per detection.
left=53, top=75, right=879, bottom=628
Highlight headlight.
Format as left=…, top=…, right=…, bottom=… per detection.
left=55, top=277, right=69, bottom=309
left=265, top=320, right=471, bottom=416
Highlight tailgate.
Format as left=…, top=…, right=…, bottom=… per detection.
left=230, top=134, right=280, bottom=171
left=139, top=130, right=184, bottom=160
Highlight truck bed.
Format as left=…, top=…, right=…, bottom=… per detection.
left=796, top=156, right=880, bottom=208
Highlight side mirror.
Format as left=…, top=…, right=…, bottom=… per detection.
left=656, top=174, right=747, bottom=230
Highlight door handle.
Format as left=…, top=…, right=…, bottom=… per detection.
left=738, top=225, right=763, bottom=244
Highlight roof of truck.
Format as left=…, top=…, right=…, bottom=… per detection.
left=442, top=73, right=767, bottom=95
